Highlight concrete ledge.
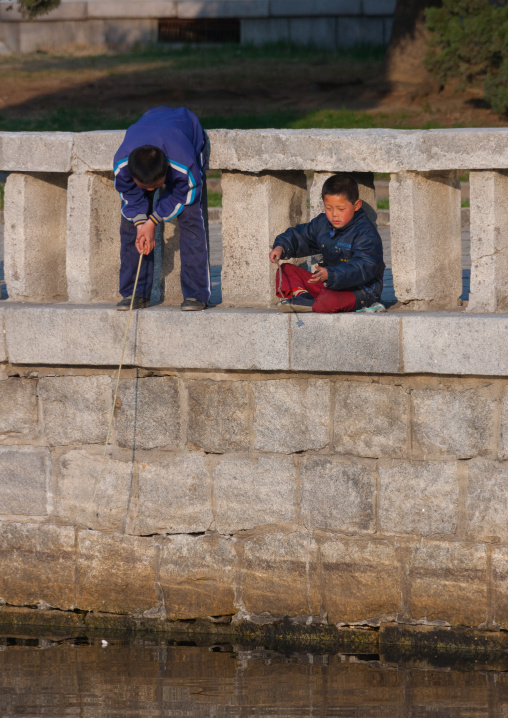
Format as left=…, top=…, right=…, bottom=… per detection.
left=2, top=304, right=508, bottom=377
left=290, top=313, right=401, bottom=373
left=2, top=128, right=508, bottom=174
left=401, top=314, right=508, bottom=376
left=0, top=133, right=73, bottom=173
left=137, top=306, right=289, bottom=370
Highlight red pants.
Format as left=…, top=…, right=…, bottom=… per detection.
left=276, top=263, right=357, bottom=313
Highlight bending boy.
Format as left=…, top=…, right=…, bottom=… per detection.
left=269, top=174, right=385, bottom=313
left=114, top=106, right=210, bottom=311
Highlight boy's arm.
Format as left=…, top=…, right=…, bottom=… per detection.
left=272, top=217, right=321, bottom=258
left=325, top=227, right=383, bottom=291
left=150, top=135, right=202, bottom=225
left=114, top=165, right=150, bottom=226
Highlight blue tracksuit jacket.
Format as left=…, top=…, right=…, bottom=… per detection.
left=113, top=106, right=207, bottom=227
left=273, top=207, right=385, bottom=308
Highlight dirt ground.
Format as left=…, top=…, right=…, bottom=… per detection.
left=0, top=45, right=505, bottom=131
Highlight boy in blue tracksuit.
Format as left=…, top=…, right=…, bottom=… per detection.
left=113, top=106, right=210, bottom=311
left=269, top=174, right=385, bottom=313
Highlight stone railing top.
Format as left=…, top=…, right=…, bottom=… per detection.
left=2, top=128, right=508, bottom=174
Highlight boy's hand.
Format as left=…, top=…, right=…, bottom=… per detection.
left=135, top=221, right=155, bottom=255
left=269, top=246, right=283, bottom=264
left=308, top=267, right=328, bottom=283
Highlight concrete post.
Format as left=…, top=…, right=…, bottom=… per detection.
left=467, top=170, right=508, bottom=313
left=159, top=221, right=182, bottom=305
left=4, top=172, right=68, bottom=302
left=66, top=172, right=120, bottom=303
left=309, top=171, right=377, bottom=223
left=390, top=170, right=462, bottom=310
left=221, top=171, right=307, bottom=307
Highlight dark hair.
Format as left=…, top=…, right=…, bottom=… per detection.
left=128, top=145, right=168, bottom=185
left=321, top=174, right=359, bottom=203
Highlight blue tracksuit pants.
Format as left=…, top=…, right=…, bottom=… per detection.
left=119, top=184, right=210, bottom=304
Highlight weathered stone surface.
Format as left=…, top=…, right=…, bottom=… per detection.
left=501, top=391, right=508, bottom=460
left=379, top=461, right=459, bottom=537
left=300, top=457, right=375, bottom=533
left=0, top=523, right=75, bottom=609
left=290, top=313, right=401, bottom=373
left=0, top=447, right=49, bottom=516
left=88, top=1, right=177, bottom=18
left=0, top=308, right=6, bottom=363
left=66, top=172, right=121, bottom=302
left=468, top=170, right=508, bottom=313
left=271, top=0, right=357, bottom=16
left=76, top=530, right=157, bottom=613
left=321, top=539, right=401, bottom=623
left=160, top=534, right=236, bottom=619
left=138, top=307, right=290, bottom=370
left=241, top=532, right=320, bottom=616
left=0, top=132, right=72, bottom=172
left=492, top=546, right=508, bottom=629
left=334, top=381, right=410, bottom=458
left=71, top=130, right=125, bottom=173
left=208, top=128, right=508, bottom=173
left=137, top=455, right=212, bottom=534
left=390, top=170, right=461, bottom=309
left=252, top=378, right=329, bottom=453
left=115, top=377, right=182, bottom=450
left=221, top=171, right=307, bottom=307
left=56, top=449, right=132, bottom=532
left=466, top=458, right=508, bottom=542
left=0, top=378, right=37, bottom=434
left=213, top=456, right=296, bottom=533
left=4, top=172, right=68, bottom=301
left=409, top=541, right=487, bottom=626
left=412, top=389, right=496, bottom=458
left=187, top=379, right=250, bottom=453
left=402, top=314, right=508, bottom=375
left=38, top=375, right=111, bottom=446
left=177, top=0, right=268, bottom=18
left=4, top=305, right=138, bottom=366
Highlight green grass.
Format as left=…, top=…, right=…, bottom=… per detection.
left=461, top=199, right=470, bottom=207
left=377, top=199, right=389, bottom=210
left=0, top=183, right=4, bottom=211
left=207, top=191, right=222, bottom=207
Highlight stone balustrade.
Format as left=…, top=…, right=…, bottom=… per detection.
left=1, top=127, right=508, bottom=312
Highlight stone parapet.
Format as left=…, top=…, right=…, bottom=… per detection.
left=2, top=127, right=508, bottom=312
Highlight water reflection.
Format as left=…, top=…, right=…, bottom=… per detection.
left=0, top=633, right=506, bottom=717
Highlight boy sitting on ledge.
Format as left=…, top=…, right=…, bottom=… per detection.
left=269, top=174, right=385, bottom=313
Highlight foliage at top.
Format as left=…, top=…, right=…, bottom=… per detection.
left=17, top=0, right=61, bottom=19
left=425, top=0, right=508, bottom=114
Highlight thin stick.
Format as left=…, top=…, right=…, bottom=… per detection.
left=92, top=252, right=144, bottom=510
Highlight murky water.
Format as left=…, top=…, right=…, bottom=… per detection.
left=0, top=633, right=507, bottom=717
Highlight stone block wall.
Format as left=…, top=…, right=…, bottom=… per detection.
left=1, top=363, right=507, bottom=629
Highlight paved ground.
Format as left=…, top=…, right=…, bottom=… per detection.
left=0, top=220, right=472, bottom=305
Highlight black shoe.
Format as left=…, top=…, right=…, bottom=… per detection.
left=116, top=296, right=150, bottom=311
left=278, top=295, right=314, bottom=313
left=181, top=298, right=207, bottom=311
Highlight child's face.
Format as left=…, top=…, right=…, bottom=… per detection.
left=323, top=193, right=362, bottom=229
left=134, top=178, right=165, bottom=192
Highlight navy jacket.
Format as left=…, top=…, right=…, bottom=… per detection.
left=114, top=106, right=207, bottom=227
left=273, top=207, right=385, bottom=308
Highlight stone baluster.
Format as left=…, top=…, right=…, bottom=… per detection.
left=220, top=171, right=307, bottom=307
left=66, top=172, right=121, bottom=303
left=467, top=170, right=508, bottom=313
left=390, top=170, right=462, bottom=310
left=4, top=172, right=68, bottom=302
